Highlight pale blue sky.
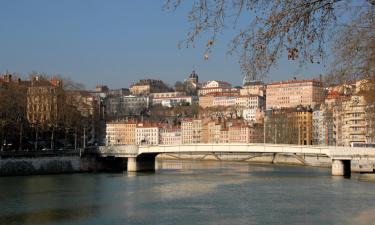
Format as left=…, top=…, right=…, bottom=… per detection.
left=0, top=0, right=327, bottom=89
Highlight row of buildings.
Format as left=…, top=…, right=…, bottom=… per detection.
left=106, top=118, right=264, bottom=146
left=102, top=71, right=373, bottom=147
left=2, top=69, right=373, bottom=147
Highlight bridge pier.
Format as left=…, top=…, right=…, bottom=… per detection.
left=331, top=159, right=351, bottom=176
left=127, top=155, right=156, bottom=172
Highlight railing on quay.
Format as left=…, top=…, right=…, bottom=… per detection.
left=0, top=149, right=82, bottom=159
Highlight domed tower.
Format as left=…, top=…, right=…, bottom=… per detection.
left=188, top=70, right=199, bottom=83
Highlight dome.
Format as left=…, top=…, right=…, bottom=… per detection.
left=189, top=70, right=198, bottom=79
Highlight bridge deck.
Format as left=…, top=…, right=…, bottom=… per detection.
left=99, top=144, right=375, bottom=160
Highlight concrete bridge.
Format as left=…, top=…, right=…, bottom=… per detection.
left=97, top=144, right=375, bottom=176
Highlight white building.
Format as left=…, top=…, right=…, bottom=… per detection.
left=242, top=108, right=263, bottom=123
left=151, top=92, right=185, bottom=98
left=135, top=124, right=160, bottom=145
left=198, top=80, right=232, bottom=96
left=235, top=95, right=263, bottom=109
left=152, top=96, right=197, bottom=107
left=212, top=95, right=236, bottom=107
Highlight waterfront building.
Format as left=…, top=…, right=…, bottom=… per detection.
left=341, top=95, right=367, bottom=146
left=26, top=76, right=64, bottom=125
left=312, top=106, right=334, bottom=146
left=159, top=127, right=182, bottom=145
left=294, top=106, right=313, bottom=145
left=266, top=79, right=324, bottom=109
left=105, top=120, right=137, bottom=145
left=265, top=106, right=313, bottom=145
left=202, top=120, right=222, bottom=143
left=135, top=123, right=160, bottom=145
left=228, top=124, right=250, bottom=143
left=181, top=118, right=203, bottom=144
left=219, top=128, right=229, bottom=143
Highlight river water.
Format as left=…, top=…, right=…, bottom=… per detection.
left=0, top=160, right=375, bottom=225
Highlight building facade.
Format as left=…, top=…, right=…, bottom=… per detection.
left=198, top=80, right=232, bottom=96
left=266, top=80, right=324, bottom=109
left=130, top=79, right=170, bottom=95
left=181, top=119, right=203, bottom=144
left=26, top=76, right=64, bottom=125
left=135, top=124, right=160, bottom=145
left=159, top=127, right=182, bottom=145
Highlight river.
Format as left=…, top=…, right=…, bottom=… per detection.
left=0, top=160, right=375, bottom=225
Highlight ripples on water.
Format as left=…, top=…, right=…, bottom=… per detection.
left=0, top=160, right=375, bottom=225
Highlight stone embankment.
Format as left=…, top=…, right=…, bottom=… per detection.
left=0, top=150, right=126, bottom=176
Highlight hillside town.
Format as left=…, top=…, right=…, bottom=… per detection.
left=0, top=70, right=373, bottom=151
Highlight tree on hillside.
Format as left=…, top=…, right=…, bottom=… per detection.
left=165, top=0, right=374, bottom=79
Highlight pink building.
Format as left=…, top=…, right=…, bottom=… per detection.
left=266, top=79, right=324, bottom=109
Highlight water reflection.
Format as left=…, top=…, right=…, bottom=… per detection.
left=0, top=160, right=374, bottom=225
left=0, top=205, right=100, bottom=225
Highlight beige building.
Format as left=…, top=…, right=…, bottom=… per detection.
left=219, top=128, right=229, bottom=143
left=266, top=79, right=324, bottom=109
left=202, top=120, right=222, bottom=143
left=213, top=95, right=236, bottom=107
left=235, top=95, right=263, bottom=109
left=159, top=127, right=182, bottom=145
left=341, top=95, right=367, bottom=146
left=228, top=125, right=250, bottom=143
left=199, top=93, right=262, bottom=109
left=181, top=119, right=203, bottom=144
left=199, top=95, right=214, bottom=108
left=105, top=121, right=137, bottom=145
left=130, top=79, right=170, bottom=95
left=240, top=81, right=265, bottom=97
left=151, top=92, right=185, bottom=98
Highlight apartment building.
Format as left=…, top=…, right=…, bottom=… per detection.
left=198, top=80, right=232, bottom=96
left=105, top=121, right=137, bottom=145
left=181, top=119, right=203, bottom=144
left=159, top=127, right=182, bottom=145
left=135, top=123, right=160, bottom=145
left=266, top=79, right=324, bottom=109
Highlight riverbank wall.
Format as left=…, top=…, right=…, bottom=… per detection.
left=0, top=152, right=126, bottom=176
